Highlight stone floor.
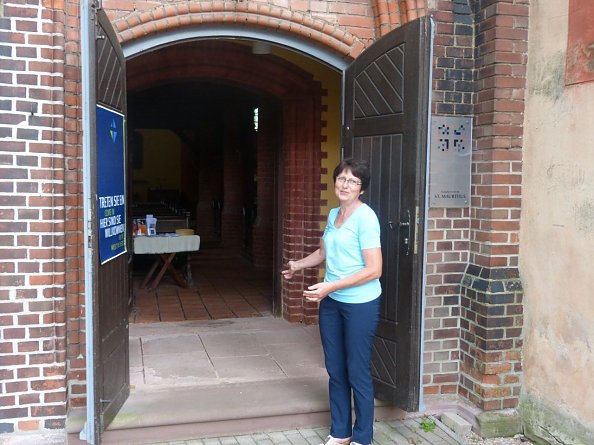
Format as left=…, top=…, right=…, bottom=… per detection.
left=130, top=248, right=273, bottom=323
left=78, top=316, right=465, bottom=445
left=128, top=317, right=326, bottom=390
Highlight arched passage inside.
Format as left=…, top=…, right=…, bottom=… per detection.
left=126, top=40, right=340, bottom=323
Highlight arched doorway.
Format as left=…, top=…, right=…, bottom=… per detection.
left=125, top=40, right=341, bottom=322
left=76, top=4, right=431, bottom=441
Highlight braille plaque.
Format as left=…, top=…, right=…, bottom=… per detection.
left=429, top=116, right=472, bottom=208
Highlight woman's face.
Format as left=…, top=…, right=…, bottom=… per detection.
left=334, top=168, right=363, bottom=204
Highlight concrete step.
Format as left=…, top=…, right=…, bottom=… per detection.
left=67, top=376, right=405, bottom=445
left=67, top=376, right=329, bottom=444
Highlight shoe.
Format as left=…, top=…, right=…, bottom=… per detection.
left=320, top=435, right=351, bottom=445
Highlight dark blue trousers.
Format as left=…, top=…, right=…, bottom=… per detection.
left=319, top=296, right=381, bottom=445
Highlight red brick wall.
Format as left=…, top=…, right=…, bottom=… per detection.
left=423, top=0, right=475, bottom=397
left=425, top=0, right=528, bottom=411
left=458, top=0, right=528, bottom=412
left=0, top=0, right=68, bottom=435
left=423, top=0, right=528, bottom=412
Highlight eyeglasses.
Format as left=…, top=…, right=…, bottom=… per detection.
left=336, top=176, right=362, bottom=187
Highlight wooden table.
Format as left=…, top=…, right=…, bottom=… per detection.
left=133, top=234, right=200, bottom=290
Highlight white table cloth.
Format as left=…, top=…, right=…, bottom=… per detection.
left=133, top=235, right=200, bottom=289
left=133, top=234, right=200, bottom=254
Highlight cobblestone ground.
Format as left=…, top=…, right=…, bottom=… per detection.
left=0, top=419, right=535, bottom=445
left=141, top=419, right=535, bottom=445
left=464, top=432, right=534, bottom=445
left=143, top=418, right=464, bottom=445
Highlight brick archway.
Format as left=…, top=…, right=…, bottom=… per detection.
left=108, top=1, right=426, bottom=59
left=112, top=3, right=364, bottom=59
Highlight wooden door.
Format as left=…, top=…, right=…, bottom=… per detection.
left=343, top=17, right=432, bottom=411
left=88, top=8, right=130, bottom=443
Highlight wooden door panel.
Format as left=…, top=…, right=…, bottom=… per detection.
left=343, top=17, right=431, bottom=410
left=93, top=9, right=130, bottom=440
left=353, top=47, right=405, bottom=118
left=98, top=254, right=129, bottom=428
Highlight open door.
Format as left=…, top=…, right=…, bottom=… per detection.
left=82, top=4, right=130, bottom=443
left=342, top=17, right=432, bottom=411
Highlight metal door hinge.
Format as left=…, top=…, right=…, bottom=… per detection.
left=413, top=205, right=420, bottom=255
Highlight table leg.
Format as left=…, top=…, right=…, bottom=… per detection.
left=185, top=254, right=194, bottom=287
left=149, top=253, right=176, bottom=290
left=163, top=253, right=188, bottom=288
left=141, top=256, right=161, bottom=289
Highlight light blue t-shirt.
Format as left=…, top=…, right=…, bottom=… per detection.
left=323, top=203, right=382, bottom=303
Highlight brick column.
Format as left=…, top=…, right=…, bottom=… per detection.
left=459, top=0, right=528, bottom=430
left=281, top=95, right=323, bottom=323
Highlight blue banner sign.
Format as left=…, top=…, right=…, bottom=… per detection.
left=97, top=104, right=127, bottom=264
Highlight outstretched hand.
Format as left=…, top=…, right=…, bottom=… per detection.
left=303, top=282, right=333, bottom=302
left=281, top=260, right=299, bottom=280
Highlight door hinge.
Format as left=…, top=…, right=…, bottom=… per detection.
left=413, top=205, right=420, bottom=255
left=87, top=219, right=93, bottom=248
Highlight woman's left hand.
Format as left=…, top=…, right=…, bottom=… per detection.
left=303, top=282, right=334, bottom=302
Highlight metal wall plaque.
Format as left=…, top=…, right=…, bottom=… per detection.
left=429, top=115, right=472, bottom=207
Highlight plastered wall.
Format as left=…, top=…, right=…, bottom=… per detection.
left=520, top=0, right=594, bottom=441
left=133, top=129, right=182, bottom=201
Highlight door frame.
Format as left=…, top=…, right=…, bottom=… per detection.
left=80, top=0, right=99, bottom=442
left=417, top=18, right=434, bottom=411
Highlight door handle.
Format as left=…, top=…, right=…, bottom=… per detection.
left=399, top=210, right=411, bottom=256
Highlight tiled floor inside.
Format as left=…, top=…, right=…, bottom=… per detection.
left=130, top=246, right=273, bottom=323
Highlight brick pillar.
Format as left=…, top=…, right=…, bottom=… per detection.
left=281, top=95, right=322, bottom=323
left=251, top=105, right=276, bottom=268
left=458, top=0, right=528, bottom=429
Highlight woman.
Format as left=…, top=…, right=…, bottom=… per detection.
left=282, top=158, right=382, bottom=445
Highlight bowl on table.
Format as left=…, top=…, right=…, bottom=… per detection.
left=175, top=228, right=195, bottom=236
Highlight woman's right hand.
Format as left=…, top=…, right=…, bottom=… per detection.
left=281, top=260, right=299, bottom=280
